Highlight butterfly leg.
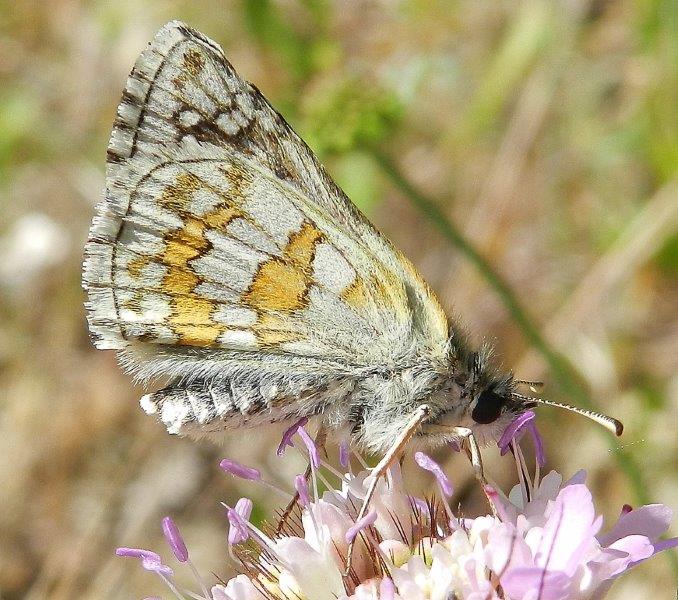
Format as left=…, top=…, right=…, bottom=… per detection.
left=275, top=424, right=327, bottom=535
left=343, top=404, right=431, bottom=577
left=449, top=426, right=497, bottom=517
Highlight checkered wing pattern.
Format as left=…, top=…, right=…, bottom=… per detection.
left=82, top=22, right=449, bottom=435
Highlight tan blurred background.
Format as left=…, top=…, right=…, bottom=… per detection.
left=1, top=1, right=677, bottom=598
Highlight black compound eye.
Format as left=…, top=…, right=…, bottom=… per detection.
left=471, top=389, right=504, bottom=424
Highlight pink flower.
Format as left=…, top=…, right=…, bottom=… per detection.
left=485, top=479, right=676, bottom=599
left=115, top=417, right=677, bottom=600
left=212, top=574, right=263, bottom=600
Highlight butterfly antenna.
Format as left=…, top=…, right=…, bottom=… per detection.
left=511, top=392, right=623, bottom=436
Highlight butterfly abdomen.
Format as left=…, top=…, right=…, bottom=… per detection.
left=141, top=372, right=358, bottom=436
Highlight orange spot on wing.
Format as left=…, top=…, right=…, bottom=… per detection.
left=156, top=173, right=245, bottom=346
left=284, top=222, right=323, bottom=268
left=245, top=260, right=307, bottom=311
left=244, top=222, right=323, bottom=315
left=204, top=206, right=242, bottom=229
left=171, top=296, right=223, bottom=346
left=341, top=276, right=369, bottom=308
left=163, top=266, right=200, bottom=294
left=127, top=255, right=150, bottom=278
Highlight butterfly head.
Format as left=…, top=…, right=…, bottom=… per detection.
left=458, top=362, right=532, bottom=444
left=415, top=346, right=526, bottom=446
left=423, top=342, right=623, bottom=447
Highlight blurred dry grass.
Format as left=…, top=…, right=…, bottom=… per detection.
left=0, top=1, right=676, bottom=598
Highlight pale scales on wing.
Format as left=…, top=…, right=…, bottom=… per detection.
left=82, top=21, right=467, bottom=448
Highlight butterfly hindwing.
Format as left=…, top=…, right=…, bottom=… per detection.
left=82, top=22, right=450, bottom=434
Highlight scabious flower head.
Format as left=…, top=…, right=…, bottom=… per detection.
left=117, top=417, right=677, bottom=600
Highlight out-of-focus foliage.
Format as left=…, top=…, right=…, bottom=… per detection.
left=0, top=1, right=676, bottom=598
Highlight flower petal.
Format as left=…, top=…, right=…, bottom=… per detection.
left=534, top=484, right=599, bottom=575
left=501, top=567, right=570, bottom=600
left=217, top=574, right=267, bottom=599
left=597, top=504, right=672, bottom=546
left=484, top=522, right=533, bottom=574
left=274, top=537, right=345, bottom=600
left=609, top=534, right=654, bottom=564
left=379, top=577, right=396, bottom=600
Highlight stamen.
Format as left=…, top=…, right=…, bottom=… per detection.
left=498, top=410, right=546, bottom=467
left=514, top=441, right=533, bottom=501
left=317, top=456, right=350, bottom=484
left=353, top=448, right=370, bottom=469
left=345, top=510, right=377, bottom=543
left=229, top=502, right=278, bottom=553
left=186, top=561, right=210, bottom=600
left=161, top=517, right=188, bottom=562
left=408, top=495, right=430, bottom=515
left=414, top=452, right=454, bottom=497
left=220, top=458, right=291, bottom=499
left=227, top=504, right=251, bottom=545
left=276, top=417, right=309, bottom=456
left=294, top=474, right=309, bottom=507
left=297, top=426, right=319, bottom=469
left=219, top=458, right=261, bottom=481
left=115, top=548, right=174, bottom=577
left=511, top=440, right=532, bottom=505
left=157, top=573, right=188, bottom=600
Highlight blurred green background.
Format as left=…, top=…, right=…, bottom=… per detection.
left=1, top=1, right=677, bottom=598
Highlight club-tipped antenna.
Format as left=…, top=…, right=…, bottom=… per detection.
left=511, top=392, right=624, bottom=437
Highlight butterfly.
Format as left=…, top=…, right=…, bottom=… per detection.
left=83, top=21, right=621, bottom=465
